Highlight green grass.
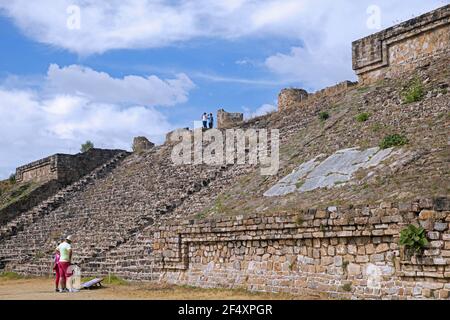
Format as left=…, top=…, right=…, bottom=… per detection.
left=295, top=180, right=305, bottom=189
left=0, top=182, right=38, bottom=211
left=379, top=134, right=408, bottom=149
left=0, top=271, right=25, bottom=280
left=81, top=276, right=97, bottom=283
left=355, top=112, right=370, bottom=122
left=402, top=78, right=425, bottom=103
left=357, top=86, right=370, bottom=93
left=104, top=274, right=128, bottom=285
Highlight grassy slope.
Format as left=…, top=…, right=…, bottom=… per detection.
left=0, top=179, right=40, bottom=212
left=198, top=58, right=450, bottom=218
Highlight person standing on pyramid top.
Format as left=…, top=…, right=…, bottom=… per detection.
left=202, top=112, right=208, bottom=129
left=208, top=113, right=214, bottom=129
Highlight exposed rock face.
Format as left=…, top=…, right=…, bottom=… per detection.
left=217, top=109, right=243, bottom=129
left=264, top=147, right=397, bottom=197
left=132, top=137, right=154, bottom=153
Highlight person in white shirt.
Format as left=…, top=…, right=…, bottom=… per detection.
left=202, top=113, right=208, bottom=128
left=56, top=235, right=74, bottom=293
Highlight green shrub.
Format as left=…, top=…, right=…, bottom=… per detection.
left=379, top=134, right=408, bottom=149
left=342, top=283, right=352, bottom=292
left=355, top=112, right=370, bottom=122
left=8, top=174, right=16, bottom=184
left=295, top=214, right=304, bottom=226
left=402, top=78, right=424, bottom=103
left=400, top=225, right=428, bottom=257
left=319, top=111, right=330, bottom=121
left=80, top=140, right=94, bottom=153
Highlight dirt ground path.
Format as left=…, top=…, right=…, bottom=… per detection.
left=0, top=277, right=323, bottom=300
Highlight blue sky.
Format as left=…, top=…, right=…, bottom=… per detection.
left=0, top=0, right=447, bottom=178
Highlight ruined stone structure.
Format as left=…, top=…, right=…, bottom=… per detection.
left=278, top=81, right=357, bottom=111
left=16, top=149, right=124, bottom=184
left=217, top=109, right=244, bottom=129
left=278, top=89, right=309, bottom=111
left=132, top=137, right=155, bottom=153
left=165, top=128, right=191, bottom=144
left=0, top=5, right=449, bottom=300
left=353, top=5, right=450, bottom=84
left=1, top=149, right=126, bottom=230
left=146, top=197, right=449, bottom=300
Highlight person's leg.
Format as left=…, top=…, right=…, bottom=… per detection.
left=59, top=262, right=68, bottom=290
left=55, top=265, right=60, bottom=290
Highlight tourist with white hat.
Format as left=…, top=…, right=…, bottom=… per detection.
left=56, top=235, right=74, bottom=293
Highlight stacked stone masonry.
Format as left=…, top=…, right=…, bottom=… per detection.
left=352, top=5, right=450, bottom=84
left=1, top=5, right=449, bottom=301
left=0, top=144, right=247, bottom=276
left=217, top=109, right=244, bottom=129
left=1, top=149, right=125, bottom=228
left=16, top=149, right=124, bottom=184
left=278, top=81, right=357, bottom=111
left=143, top=198, right=449, bottom=300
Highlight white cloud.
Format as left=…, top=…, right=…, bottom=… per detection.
left=262, top=0, right=446, bottom=90
left=0, top=0, right=444, bottom=90
left=0, top=0, right=443, bottom=55
left=243, top=104, right=277, bottom=120
left=46, top=64, right=195, bottom=107
left=0, top=64, right=197, bottom=178
left=0, top=88, right=173, bottom=178
left=265, top=45, right=356, bottom=90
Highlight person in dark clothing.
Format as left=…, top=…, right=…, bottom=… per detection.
left=208, top=113, right=214, bottom=129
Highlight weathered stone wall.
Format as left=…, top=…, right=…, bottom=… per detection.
left=16, top=149, right=124, bottom=184
left=217, top=109, right=244, bottom=129
left=143, top=197, right=449, bottom=300
left=132, top=137, right=155, bottom=153
left=278, top=81, right=357, bottom=111
left=352, top=5, right=450, bottom=84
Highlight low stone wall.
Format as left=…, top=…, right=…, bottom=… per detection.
left=144, top=197, right=449, bottom=300
left=217, top=109, right=244, bottom=129
left=278, top=81, right=357, bottom=111
left=352, top=5, right=450, bottom=84
left=16, top=149, right=124, bottom=184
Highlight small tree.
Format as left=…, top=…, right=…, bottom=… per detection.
left=8, top=174, right=16, bottom=184
left=81, top=140, right=94, bottom=153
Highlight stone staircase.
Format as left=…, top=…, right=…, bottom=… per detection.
left=0, top=151, right=129, bottom=246
left=0, top=144, right=240, bottom=275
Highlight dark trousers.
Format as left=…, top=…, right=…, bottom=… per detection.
left=202, top=121, right=207, bottom=128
